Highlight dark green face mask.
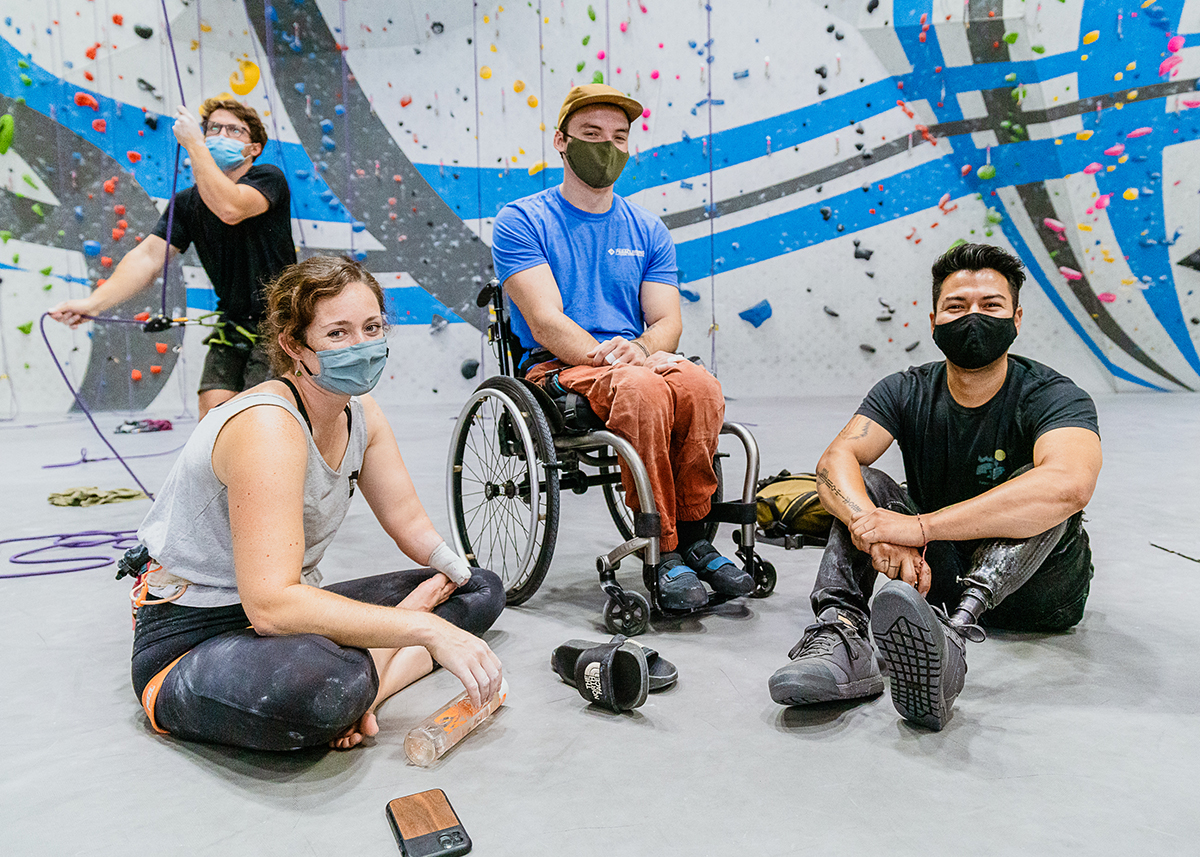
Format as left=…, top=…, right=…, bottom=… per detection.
left=564, top=136, right=629, bottom=188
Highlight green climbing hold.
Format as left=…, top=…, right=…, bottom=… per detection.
left=1005, top=72, right=1017, bottom=82
left=23, top=173, right=38, bottom=189
left=577, top=61, right=586, bottom=72
left=1003, top=32, right=1018, bottom=45
left=588, top=5, right=596, bottom=21
left=18, top=59, right=30, bottom=69
left=12, top=253, right=19, bottom=263
left=1000, top=119, right=1012, bottom=129
left=17, top=322, right=33, bottom=335
left=31, top=202, right=45, bottom=218
left=1031, top=45, right=1046, bottom=54
left=582, top=35, right=590, bottom=45
left=977, top=164, right=997, bottom=180
left=986, top=207, right=1004, bottom=224
left=0, top=230, right=10, bottom=243
left=0, top=113, right=12, bottom=154
left=19, top=73, right=32, bottom=86
left=592, top=71, right=604, bottom=84
left=39, top=265, right=52, bottom=275
left=43, top=283, right=53, bottom=291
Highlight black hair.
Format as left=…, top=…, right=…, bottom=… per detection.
left=931, top=243, right=1026, bottom=308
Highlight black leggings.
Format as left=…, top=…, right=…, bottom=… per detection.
left=131, top=568, right=506, bottom=751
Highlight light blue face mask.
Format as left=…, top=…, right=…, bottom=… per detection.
left=205, top=134, right=250, bottom=171
left=302, top=338, right=389, bottom=396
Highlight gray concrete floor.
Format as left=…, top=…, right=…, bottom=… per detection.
left=1, top=392, right=1197, bottom=856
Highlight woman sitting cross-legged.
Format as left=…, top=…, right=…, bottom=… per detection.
left=130, top=255, right=505, bottom=751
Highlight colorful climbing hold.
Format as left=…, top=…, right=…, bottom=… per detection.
left=1083, top=162, right=1102, bottom=174
left=513, top=80, right=525, bottom=93
left=1126, top=127, right=1152, bottom=138
left=1123, top=188, right=1139, bottom=200
left=0, top=114, right=12, bottom=154
left=127, top=151, right=141, bottom=163
left=130, top=369, right=142, bottom=382
left=1082, top=30, right=1099, bottom=45
left=92, top=118, right=107, bottom=133
left=156, top=342, right=169, bottom=354
left=1043, top=218, right=1065, bottom=232
left=977, top=164, right=996, bottom=180
left=1104, top=143, right=1125, bottom=156
left=527, top=95, right=538, bottom=108
left=17, top=321, right=33, bottom=335
left=738, top=300, right=772, bottom=328
left=1159, top=56, right=1182, bottom=77
left=1168, top=35, right=1185, bottom=52
left=1096, top=293, right=1117, bottom=303
left=74, top=91, right=100, bottom=111
left=1059, top=266, right=1083, bottom=281
left=960, top=164, right=972, bottom=177
left=229, top=60, right=260, bottom=95
left=480, top=66, right=492, bottom=79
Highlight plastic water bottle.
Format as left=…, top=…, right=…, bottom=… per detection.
left=404, top=679, right=509, bottom=767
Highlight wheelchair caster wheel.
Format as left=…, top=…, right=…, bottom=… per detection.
left=603, top=591, right=651, bottom=636
left=750, top=559, right=776, bottom=598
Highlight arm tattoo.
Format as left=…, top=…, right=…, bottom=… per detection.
left=817, top=467, right=863, bottom=514
left=838, top=419, right=870, bottom=441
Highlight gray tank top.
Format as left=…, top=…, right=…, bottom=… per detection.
left=137, top=391, right=368, bottom=608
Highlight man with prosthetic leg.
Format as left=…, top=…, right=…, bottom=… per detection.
left=768, top=244, right=1102, bottom=730
left=490, top=85, right=753, bottom=611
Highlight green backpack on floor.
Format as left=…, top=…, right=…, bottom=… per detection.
left=755, top=470, right=834, bottom=538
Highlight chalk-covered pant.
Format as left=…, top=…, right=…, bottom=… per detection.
left=526, top=358, right=725, bottom=553
left=131, top=569, right=506, bottom=751
left=811, top=467, right=1093, bottom=631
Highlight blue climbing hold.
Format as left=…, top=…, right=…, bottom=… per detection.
left=83, top=240, right=102, bottom=256
left=320, top=134, right=336, bottom=152
left=351, top=220, right=366, bottom=233
left=334, top=104, right=346, bottom=116
left=74, top=206, right=84, bottom=220
left=679, top=288, right=700, bottom=302
left=739, top=299, right=772, bottom=328
left=294, top=82, right=305, bottom=94
left=320, top=119, right=334, bottom=134
left=294, top=168, right=310, bottom=180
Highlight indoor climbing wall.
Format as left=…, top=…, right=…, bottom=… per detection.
left=1, top=0, right=1198, bottom=415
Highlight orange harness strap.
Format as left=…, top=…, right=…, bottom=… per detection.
left=140, top=651, right=188, bottom=735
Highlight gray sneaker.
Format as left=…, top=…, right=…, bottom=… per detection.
left=768, top=608, right=884, bottom=705
left=870, top=580, right=969, bottom=731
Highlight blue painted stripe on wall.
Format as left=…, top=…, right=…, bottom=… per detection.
left=185, top=286, right=461, bottom=325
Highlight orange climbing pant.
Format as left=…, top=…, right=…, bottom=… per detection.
left=527, top=357, right=725, bottom=552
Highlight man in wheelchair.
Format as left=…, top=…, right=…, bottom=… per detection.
left=489, top=84, right=754, bottom=611
left=768, top=244, right=1102, bottom=731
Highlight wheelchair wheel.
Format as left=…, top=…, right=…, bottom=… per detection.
left=750, top=557, right=777, bottom=599
left=602, top=457, right=723, bottom=544
left=448, top=376, right=559, bottom=606
left=603, top=590, right=651, bottom=636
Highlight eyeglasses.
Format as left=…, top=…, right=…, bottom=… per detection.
left=203, top=122, right=251, bottom=140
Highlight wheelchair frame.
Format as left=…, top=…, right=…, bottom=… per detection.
left=445, top=280, right=775, bottom=635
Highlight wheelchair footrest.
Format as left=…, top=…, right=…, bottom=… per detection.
left=702, top=501, right=757, bottom=526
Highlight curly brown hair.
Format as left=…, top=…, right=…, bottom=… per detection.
left=261, top=256, right=388, bottom=377
left=199, top=97, right=268, bottom=159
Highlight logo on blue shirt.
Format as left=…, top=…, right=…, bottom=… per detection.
left=608, top=248, right=645, bottom=257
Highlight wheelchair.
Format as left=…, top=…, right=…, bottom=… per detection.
left=446, top=280, right=776, bottom=636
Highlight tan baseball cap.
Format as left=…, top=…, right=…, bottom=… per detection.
left=556, top=84, right=643, bottom=131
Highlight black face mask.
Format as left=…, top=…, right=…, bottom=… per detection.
left=932, top=312, right=1017, bottom=370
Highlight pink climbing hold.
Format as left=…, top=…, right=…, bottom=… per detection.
left=1127, top=127, right=1152, bottom=138
left=597, top=50, right=606, bottom=60
left=620, top=21, right=628, bottom=33
left=1059, top=266, right=1083, bottom=281
left=650, top=69, right=659, bottom=79
left=1104, top=143, right=1125, bottom=156
left=939, top=192, right=951, bottom=208
left=1159, top=55, right=1183, bottom=77
left=1095, top=194, right=1112, bottom=210
left=1182, top=100, right=1200, bottom=109
left=1167, top=35, right=1185, bottom=53
left=1043, top=218, right=1065, bottom=232
left=1083, top=162, right=1103, bottom=175
left=1097, top=292, right=1117, bottom=303
left=74, top=91, right=100, bottom=111
left=642, top=108, right=651, bottom=118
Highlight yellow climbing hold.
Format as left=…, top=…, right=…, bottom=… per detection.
left=1081, top=54, right=1088, bottom=61
left=1141, top=0, right=1153, bottom=7
left=1107, top=165, right=1116, bottom=171
left=229, top=60, right=260, bottom=95
left=1083, top=31, right=1099, bottom=45
left=1054, top=138, right=1063, bottom=145
left=1076, top=130, right=1094, bottom=141
left=528, top=95, right=539, bottom=108
left=511, top=155, right=518, bottom=163
left=1078, top=224, right=1093, bottom=232
left=1118, top=154, right=1128, bottom=164
left=1126, top=62, right=1136, bottom=71
left=480, top=66, right=492, bottom=79
left=483, top=14, right=490, bottom=23
left=1123, top=188, right=1138, bottom=200
left=518, top=147, right=526, bottom=154
left=200, top=21, right=212, bottom=32
left=490, top=44, right=497, bottom=52
left=1121, top=278, right=1136, bottom=285
left=514, top=80, right=526, bottom=93
left=528, top=161, right=548, bottom=175
left=1126, top=90, right=1137, bottom=100
left=1114, top=72, right=1123, bottom=81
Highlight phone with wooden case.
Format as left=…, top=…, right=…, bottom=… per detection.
left=385, top=789, right=471, bottom=857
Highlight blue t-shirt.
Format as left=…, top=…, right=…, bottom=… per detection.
left=491, top=187, right=678, bottom=351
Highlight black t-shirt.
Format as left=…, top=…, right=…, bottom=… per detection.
left=856, top=356, right=1100, bottom=513
left=152, top=163, right=296, bottom=327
